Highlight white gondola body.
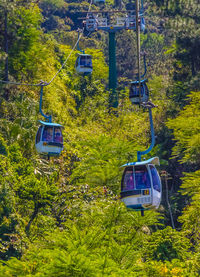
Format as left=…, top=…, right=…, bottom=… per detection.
left=76, top=65, right=93, bottom=74
left=129, top=79, right=149, bottom=104
left=121, top=190, right=152, bottom=208
left=35, top=121, right=64, bottom=156
left=75, top=54, right=93, bottom=75
left=35, top=140, right=63, bottom=156
left=129, top=92, right=149, bottom=104
left=121, top=157, right=162, bottom=210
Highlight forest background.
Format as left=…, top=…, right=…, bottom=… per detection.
left=0, top=0, right=200, bottom=276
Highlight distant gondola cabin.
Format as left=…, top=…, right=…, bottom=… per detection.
left=35, top=121, right=64, bottom=157
left=121, top=157, right=162, bottom=210
left=129, top=79, right=149, bottom=104
left=75, top=54, right=93, bottom=75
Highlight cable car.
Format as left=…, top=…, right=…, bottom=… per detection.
left=129, top=79, right=149, bottom=104
left=121, top=157, right=162, bottom=210
left=75, top=54, right=93, bottom=75
left=35, top=121, right=64, bottom=157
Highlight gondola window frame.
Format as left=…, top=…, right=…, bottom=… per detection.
left=149, top=165, right=161, bottom=192
left=134, top=165, right=151, bottom=190
left=36, top=126, right=42, bottom=144
left=42, top=126, right=54, bottom=142
left=121, top=166, right=135, bottom=191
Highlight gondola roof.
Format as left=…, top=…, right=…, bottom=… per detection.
left=77, top=53, right=92, bottom=57
left=130, top=78, right=147, bottom=85
left=121, top=157, right=160, bottom=167
left=39, top=120, right=64, bottom=128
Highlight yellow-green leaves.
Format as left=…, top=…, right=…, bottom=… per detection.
left=167, top=91, right=200, bottom=164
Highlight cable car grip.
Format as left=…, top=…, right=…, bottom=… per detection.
left=39, top=84, right=52, bottom=123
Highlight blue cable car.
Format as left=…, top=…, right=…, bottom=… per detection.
left=75, top=54, right=93, bottom=75
left=129, top=79, right=149, bottom=104
left=35, top=121, right=64, bottom=157
left=121, top=157, right=162, bottom=210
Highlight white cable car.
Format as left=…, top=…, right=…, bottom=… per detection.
left=121, top=157, right=162, bottom=210
left=35, top=121, right=64, bottom=157
left=75, top=54, right=93, bottom=75
left=129, top=79, right=149, bottom=104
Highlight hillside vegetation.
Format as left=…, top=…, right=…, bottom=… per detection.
left=0, top=0, right=200, bottom=275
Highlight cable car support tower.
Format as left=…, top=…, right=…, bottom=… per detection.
left=84, top=0, right=145, bottom=108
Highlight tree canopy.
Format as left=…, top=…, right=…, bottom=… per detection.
left=0, top=0, right=200, bottom=275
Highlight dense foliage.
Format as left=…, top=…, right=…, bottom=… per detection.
left=0, top=0, right=200, bottom=275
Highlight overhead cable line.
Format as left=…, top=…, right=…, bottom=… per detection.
left=0, top=35, right=82, bottom=87
left=135, top=0, right=141, bottom=106
left=0, top=0, right=93, bottom=88
left=0, top=80, right=43, bottom=87
left=46, top=0, right=93, bottom=84
left=87, top=0, right=93, bottom=16
left=46, top=34, right=82, bottom=85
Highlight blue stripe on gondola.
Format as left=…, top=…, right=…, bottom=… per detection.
left=126, top=205, right=143, bottom=210
left=120, top=190, right=142, bottom=198
left=46, top=142, right=63, bottom=147
left=48, top=152, right=60, bottom=156
left=80, top=66, right=93, bottom=69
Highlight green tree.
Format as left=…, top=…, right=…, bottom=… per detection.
left=167, top=91, right=200, bottom=165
